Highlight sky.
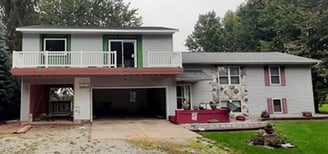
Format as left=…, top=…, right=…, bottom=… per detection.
left=124, top=0, right=245, bottom=51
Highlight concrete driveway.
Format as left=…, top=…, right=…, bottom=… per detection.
left=90, top=118, right=200, bottom=140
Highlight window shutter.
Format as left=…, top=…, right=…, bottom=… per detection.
left=264, top=66, right=270, bottom=86
left=267, top=98, right=273, bottom=114
left=282, top=98, right=288, bottom=113
left=280, top=66, right=286, bottom=86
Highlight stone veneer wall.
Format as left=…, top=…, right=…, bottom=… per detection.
left=211, top=67, right=249, bottom=116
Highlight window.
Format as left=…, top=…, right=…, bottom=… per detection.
left=218, top=66, right=240, bottom=85
left=273, top=99, right=282, bottom=113
left=220, top=100, right=242, bottom=112
left=44, top=38, right=67, bottom=51
left=269, top=66, right=280, bottom=84
left=176, top=84, right=191, bottom=109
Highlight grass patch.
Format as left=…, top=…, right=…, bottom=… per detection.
left=128, top=137, right=232, bottom=154
left=319, top=104, right=328, bottom=113
left=200, top=120, right=328, bottom=154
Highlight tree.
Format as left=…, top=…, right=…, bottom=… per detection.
left=222, top=11, right=242, bottom=52
left=0, top=22, right=19, bottom=121
left=185, top=11, right=225, bottom=52
left=39, top=0, right=142, bottom=27
left=186, top=0, right=328, bottom=112
left=0, top=0, right=39, bottom=51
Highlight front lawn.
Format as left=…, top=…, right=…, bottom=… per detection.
left=200, top=121, right=328, bottom=154
left=319, top=104, right=328, bottom=113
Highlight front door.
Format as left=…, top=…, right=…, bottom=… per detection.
left=109, top=40, right=136, bottom=68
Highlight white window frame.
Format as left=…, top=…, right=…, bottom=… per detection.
left=218, top=66, right=241, bottom=85
left=43, top=38, right=67, bottom=51
left=108, top=40, right=137, bottom=68
left=219, top=100, right=242, bottom=113
left=269, top=66, right=281, bottom=85
left=272, top=98, right=283, bottom=113
left=176, top=84, right=192, bottom=109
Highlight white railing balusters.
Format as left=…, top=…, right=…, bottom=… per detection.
left=147, top=51, right=182, bottom=68
left=12, top=51, right=181, bottom=68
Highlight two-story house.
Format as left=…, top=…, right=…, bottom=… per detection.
left=11, top=25, right=319, bottom=123
left=12, top=25, right=182, bottom=122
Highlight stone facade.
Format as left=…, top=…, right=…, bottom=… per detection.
left=211, top=67, right=249, bottom=116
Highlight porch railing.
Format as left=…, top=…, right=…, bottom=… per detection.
left=12, top=51, right=182, bottom=68
left=12, top=51, right=117, bottom=68
left=147, top=51, right=182, bottom=67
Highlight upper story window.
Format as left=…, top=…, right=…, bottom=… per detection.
left=44, top=38, right=67, bottom=51
left=218, top=66, right=240, bottom=85
left=269, top=66, right=280, bottom=85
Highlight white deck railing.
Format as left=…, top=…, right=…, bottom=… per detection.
left=147, top=51, right=182, bottom=67
left=12, top=51, right=117, bottom=68
left=12, top=51, right=182, bottom=68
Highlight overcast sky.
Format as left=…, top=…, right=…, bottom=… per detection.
left=124, top=0, right=245, bottom=51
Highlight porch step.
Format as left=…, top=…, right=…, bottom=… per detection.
left=182, top=122, right=267, bottom=131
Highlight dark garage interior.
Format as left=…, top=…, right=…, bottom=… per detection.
left=92, top=88, right=166, bottom=119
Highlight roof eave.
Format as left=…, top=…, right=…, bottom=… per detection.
left=15, top=28, right=178, bottom=34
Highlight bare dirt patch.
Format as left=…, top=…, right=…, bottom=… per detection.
left=0, top=124, right=165, bottom=154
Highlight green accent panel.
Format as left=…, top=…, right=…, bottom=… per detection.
left=102, top=35, right=108, bottom=52
left=102, top=35, right=143, bottom=67
left=136, top=35, right=143, bottom=67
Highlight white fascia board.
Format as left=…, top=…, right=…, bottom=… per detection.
left=15, top=28, right=178, bottom=34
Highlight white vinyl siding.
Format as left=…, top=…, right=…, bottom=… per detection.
left=142, top=34, right=173, bottom=67
left=247, top=65, right=315, bottom=116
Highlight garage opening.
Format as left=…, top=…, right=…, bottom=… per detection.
left=92, top=88, right=166, bottom=119
left=30, top=84, right=73, bottom=122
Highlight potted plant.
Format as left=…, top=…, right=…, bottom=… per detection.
left=209, top=101, right=217, bottom=110
left=302, top=111, right=312, bottom=118
left=261, top=110, right=270, bottom=118
left=182, top=99, right=190, bottom=110
left=263, top=122, right=274, bottom=134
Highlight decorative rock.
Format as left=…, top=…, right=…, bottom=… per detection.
left=236, top=115, right=246, bottom=121
left=280, top=143, right=295, bottom=148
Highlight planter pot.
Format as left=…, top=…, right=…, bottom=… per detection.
left=236, top=115, right=246, bottom=121
left=302, top=112, right=312, bottom=118
left=261, top=114, right=270, bottom=118
left=210, top=104, right=217, bottom=110
left=182, top=104, right=190, bottom=110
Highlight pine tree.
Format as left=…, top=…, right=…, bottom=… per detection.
left=0, top=22, right=19, bottom=121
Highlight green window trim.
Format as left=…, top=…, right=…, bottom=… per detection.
left=103, top=35, right=143, bottom=67
left=40, top=34, right=71, bottom=51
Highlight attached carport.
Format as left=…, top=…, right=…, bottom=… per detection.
left=92, top=87, right=166, bottom=119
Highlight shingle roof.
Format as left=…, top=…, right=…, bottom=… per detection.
left=176, top=70, right=212, bottom=82
left=182, top=52, right=319, bottom=65
left=16, top=25, right=178, bottom=34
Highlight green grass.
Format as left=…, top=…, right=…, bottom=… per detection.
left=200, top=121, right=328, bottom=154
left=319, top=104, right=328, bottom=113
